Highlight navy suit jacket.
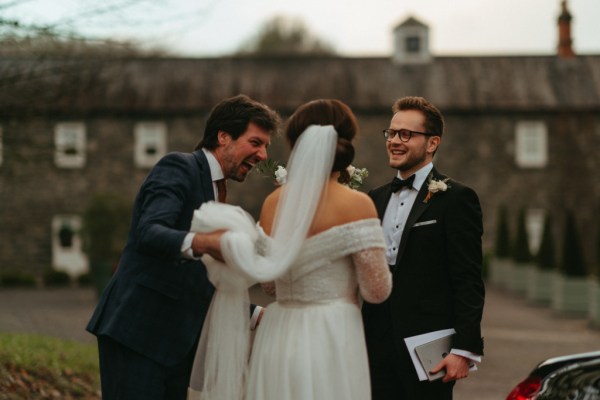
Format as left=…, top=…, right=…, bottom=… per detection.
left=87, top=150, right=216, bottom=367
left=362, top=167, right=485, bottom=361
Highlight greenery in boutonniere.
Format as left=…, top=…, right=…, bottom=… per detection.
left=423, top=175, right=451, bottom=203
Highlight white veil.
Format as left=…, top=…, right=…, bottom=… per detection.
left=188, top=125, right=338, bottom=399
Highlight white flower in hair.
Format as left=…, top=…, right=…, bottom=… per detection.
left=254, top=158, right=286, bottom=185
left=347, top=165, right=369, bottom=190
left=274, top=165, right=287, bottom=185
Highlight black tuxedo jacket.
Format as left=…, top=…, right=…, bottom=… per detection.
left=363, top=167, right=485, bottom=359
left=87, top=150, right=216, bottom=367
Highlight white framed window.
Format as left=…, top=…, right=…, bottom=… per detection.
left=134, top=122, right=167, bottom=168
left=52, top=215, right=89, bottom=278
left=526, top=208, right=545, bottom=255
left=515, top=121, right=548, bottom=168
left=55, top=122, right=86, bottom=168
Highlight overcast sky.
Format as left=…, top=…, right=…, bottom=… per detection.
left=6, top=0, right=600, bottom=56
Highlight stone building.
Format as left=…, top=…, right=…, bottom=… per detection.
left=1, top=0, right=599, bottom=277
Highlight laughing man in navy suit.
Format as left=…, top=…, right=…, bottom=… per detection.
left=86, top=94, right=280, bottom=400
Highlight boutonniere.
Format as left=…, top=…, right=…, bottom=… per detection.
left=424, top=177, right=451, bottom=203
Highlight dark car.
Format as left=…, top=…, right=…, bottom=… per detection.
left=506, top=350, right=600, bottom=400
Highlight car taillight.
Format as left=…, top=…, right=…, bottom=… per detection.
left=506, top=376, right=542, bottom=400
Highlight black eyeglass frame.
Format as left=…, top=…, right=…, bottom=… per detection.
left=382, top=128, right=438, bottom=142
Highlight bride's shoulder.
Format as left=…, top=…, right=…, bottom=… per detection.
left=337, top=186, right=377, bottom=221
left=262, top=187, right=282, bottom=208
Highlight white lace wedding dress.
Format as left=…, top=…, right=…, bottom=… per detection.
left=187, top=125, right=391, bottom=400
left=245, top=218, right=390, bottom=400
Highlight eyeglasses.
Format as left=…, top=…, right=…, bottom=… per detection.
left=382, top=128, right=437, bottom=142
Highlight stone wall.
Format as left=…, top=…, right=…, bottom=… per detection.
left=1, top=108, right=599, bottom=276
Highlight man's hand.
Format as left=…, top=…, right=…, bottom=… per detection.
left=430, top=353, right=471, bottom=383
left=191, top=230, right=227, bottom=262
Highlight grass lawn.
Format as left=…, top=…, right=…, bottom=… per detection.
left=0, top=333, right=100, bottom=399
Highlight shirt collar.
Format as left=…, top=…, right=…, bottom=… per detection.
left=202, top=148, right=224, bottom=182
left=396, top=162, right=433, bottom=191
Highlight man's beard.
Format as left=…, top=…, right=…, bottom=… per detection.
left=228, top=161, right=254, bottom=182
left=228, top=167, right=247, bottom=182
left=391, top=148, right=426, bottom=172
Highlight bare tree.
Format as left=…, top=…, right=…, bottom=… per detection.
left=0, top=0, right=218, bottom=111
left=0, top=0, right=220, bottom=57
left=0, top=0, right=171, bottom=56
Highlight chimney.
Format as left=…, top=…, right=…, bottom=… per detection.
left=557, top=0, right=575, bottom=58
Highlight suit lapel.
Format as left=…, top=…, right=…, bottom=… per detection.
left=193, top=150, right=216, bottom=202
left=374, top=184, right=393, bottom=220
left=394, top=168, right=446, bottom=267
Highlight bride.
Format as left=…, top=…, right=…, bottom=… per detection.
left=189, top=99, right=392, bottom=400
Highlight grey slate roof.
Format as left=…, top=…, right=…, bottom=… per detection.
left=2, top=54, right=600, bottom=115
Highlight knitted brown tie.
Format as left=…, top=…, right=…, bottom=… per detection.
left=215, top=179, right=227, bottom=203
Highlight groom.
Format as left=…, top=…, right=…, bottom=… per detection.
left=362, top=96, right=484, bottom=400
left=86, top=94, right=280, bottom=400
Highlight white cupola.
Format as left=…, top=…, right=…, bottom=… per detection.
left=392, top=16, right=432, bottom=64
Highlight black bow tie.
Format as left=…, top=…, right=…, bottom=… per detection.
left=391, top=175, right=415, bottom=193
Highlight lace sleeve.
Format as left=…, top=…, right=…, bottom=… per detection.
left=255, top=230, right=269, bottom=257
left=353, top=247, right=392, bottom=304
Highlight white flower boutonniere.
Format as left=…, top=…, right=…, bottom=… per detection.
left=424, top=177, right=451, bottom=203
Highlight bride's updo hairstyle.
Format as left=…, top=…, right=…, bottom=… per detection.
left=285, top=99, right=358, bottom=181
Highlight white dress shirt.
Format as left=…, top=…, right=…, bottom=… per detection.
left=382, top=163, right=433, bottom=265
left=180, top=149, right=225, bottom=260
